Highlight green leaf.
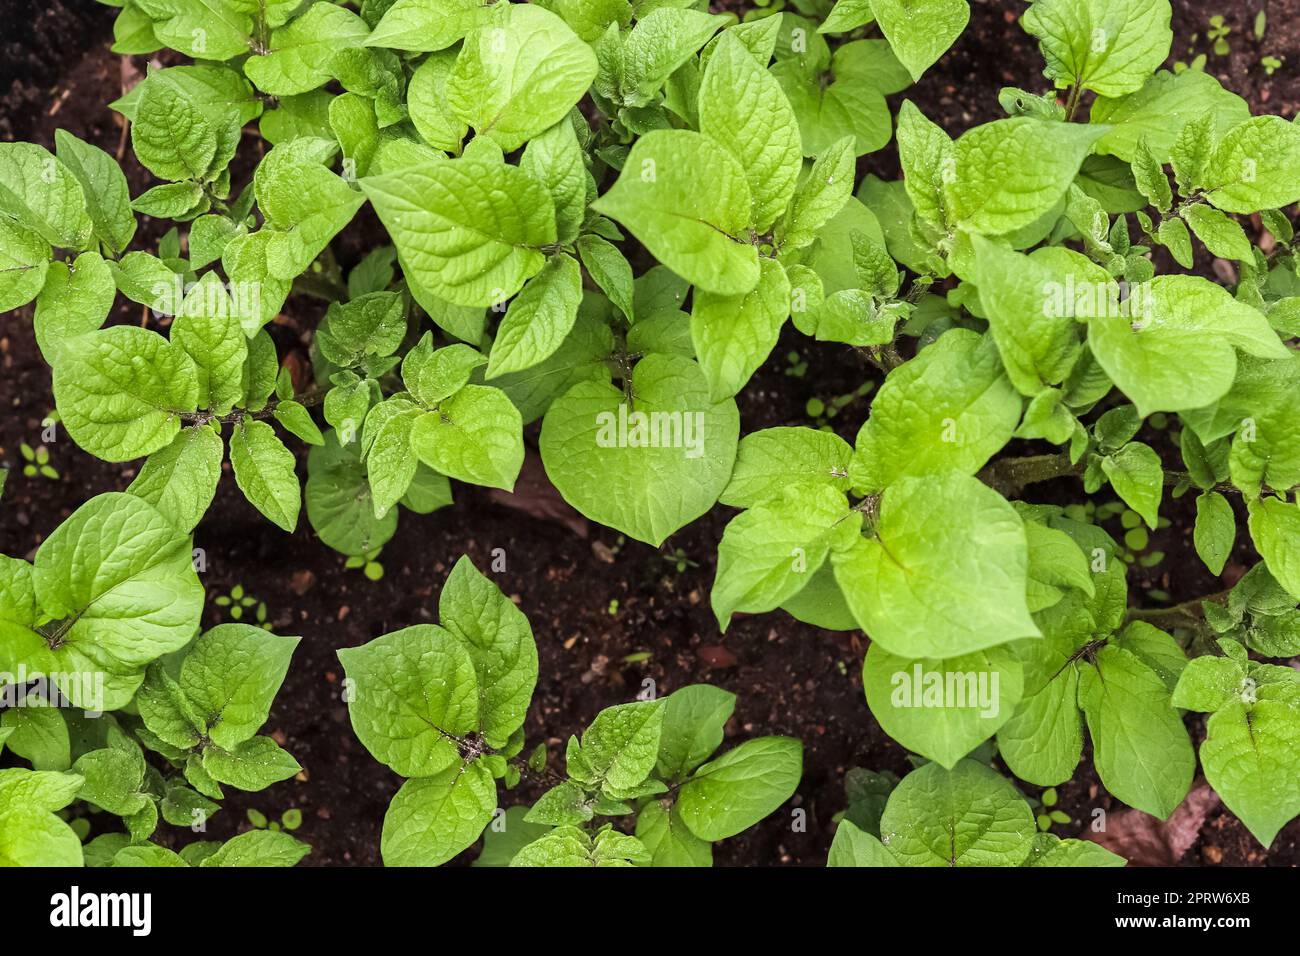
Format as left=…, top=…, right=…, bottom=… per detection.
left=621, top=8, right=727, bottom=107
left=850, top=329, right=1021, bottom=492
left=832, top=471, right=1039, bottom=657
left=827, top=821, right=899, bottom=866
left=0, top=143, right=93, bottom=250
left=576, top=234, right=635, bottom=324
left=1078, top=645, right=1194, bottom=818
left=590, top=129, right=759, bottom=296
left=821, top=0, right=876, bottom=34
left=948, top=119, right=1103, bottom=236
left=172, top=275, right=248, bottom=414
left=896, top=100, right=954, bottom=228
left=359, top=398, right=421, bottom=519
left=365, top=0, right=489, bottom=52
left=1200, top=700, right=1300, bottom=847
left=539, top=354, right=739, bottom=546
left=862, top=643, right=1024, bottom=769
left=721, top=426, right=853, bottom=510
left=1170, top=654, right=1244, bottom=713
left=129, top=77, right=227, bottom=182
left=1100, top=441, right=1163, bottom=529
left=1023, top=0, right=1173, bottom=98
left=775, top=135, right=855, bottom=250
left=1194, top=491, right=1235, bottom=576
left=338, top=624, right=479, bottom=776
left=1202, top=116, right=1300, bottom=214
left=181, top=625, right=299, bottom=750
left=71, top=747, right=148, bottom=816
left=439, top=555, right=538, bottom=747
left=447, top=4, right=597, bottom=152
left=878, top=760, right=1035, bottom=866
left=31, top=493, right=203, bottom=699
left=523, top=118, right=589, bottom=245
left=677, top=736, right=802, bottom=841
left=691, top=257, right=791, bottom=401
left=203, top=736, right=302, bottom=790
left=712, top=482, right=859, bottom=629
left=0, top=708, right=70, bottom=771
left=33, top=251, right=114, bottom=367
left=997, top=670, right=1083, bottom=785
left=409, top=385, right=524, bottom=490
left=128, top=424, right=223, bottom=532
left=1247, top=497, right=1300, bottom=600
left=1182, top=204, right=1253, bottom=263
left=201, top=829, right=310, bottom=867
left=230, top=419, right=300, bottom=532
left=54, top=130, right=136, bottom=255
left=567, top=700, right=665, bottom=793
left=381, top=760, right=496, bottom=866
left=244, top=3, right=369, bottom=96
left=362, top=158, right=555, bottom=307
left=488, top=254, right=583, bottom=377
left=54, top=327, right=199, bottom=462
left=306, top=432, right=398, bottom=555
left=0, top=220, right=50, bottom=313
left=1024, top=833, right=1125, bottom=867
left=134, top=0, right=253, bottom=60
left=698, top=30, right=801, bottom=231
left=870, top=0, right=969, bottom=81
left=773, top=40, right=894, bottom=157
left=406, top=50, right=468, bottom=151
left=1090, top=69, right=1248, bottom=164
left=656, top=684, right=736, bottom=781
left=1088, top=275, right=1289, bottom=416
left=635, top=800, right=712, bottom=866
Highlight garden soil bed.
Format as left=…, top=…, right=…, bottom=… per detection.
left=2, top=0, right=1299, bottom=866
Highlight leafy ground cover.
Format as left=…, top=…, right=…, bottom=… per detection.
left=3, top=0, right=1300, bottom=867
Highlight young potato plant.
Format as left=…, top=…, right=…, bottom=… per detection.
left=702, top=0, right=1300, bottom=855
left=339, top=557, right=803, bottom=866
left=0, top=493, right=308, bottom=866
left=827, top=759, right=1125, bottom=867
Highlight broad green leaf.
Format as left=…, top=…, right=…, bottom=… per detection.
left=1202, top=116, right=1300, bottom=214
left=621, top=8, right=727, bottom=107
left=1200, top=700, right=1300, bottom=847
left=698, top=30, right=802, bottom=231
left=488, top=254, right=583, bottom=377
left=947, top=119, right=1104, bottom=236
left=996, top=667, right=1084, bottom=785
left=523, top=118, right=589, bottom=245
left=870, top=0, right=969, bottom=81
left=1100, top=441, right=1163, bottom=529
left=773, top=41, right=893, bottom=157
left=1079, top=645, right=1194, bottom=819
left=203, top=736, right=301, bottom=790
left=821, top=0, right=876, bottom=34
left=363, top=159, right=555, bottom=307
left=54, top=326, right=199, bottom=461
left=720, top=426, right=853, bottom=510
left=1024, top=833, right=1126, bottom=867
left=410, top=385, right=524, bottom=490
left=896, top=100, right=954, bottom=228
left=862, top=643, right=1024, bottom=769
left=1090, top=69, right=1248, bottom=164
left=879, top=759, right=1035, bottom=866
left=590, top=130, right=759, bottom=296
left=229, top=419, right=300, bottom=532
left=54, top=130, right=136, bottom=255
left=0, top=220, right=50, bottom=313
left=337, top=624, right=479, bottom=777
left=832, top=471, right=1039, bottom=657
left=447, top=4, right=597, bottom=152
left=1182, top=203, right=1253, bottom=263
left=406, top=50, right=468, bottom=151
left=381, top=760, right=496, bottom=866
left=1247, top=497, right=1300, bottom=601
left=129, top=78, right=226, bottom=182
left=244, top=2, right=370, bottom=95
left=0, top=708, right=70, bottom=771
left=691, top=257, right=791, bottom=401
left=201, top=829, right=310, bottom=867
left=305, top=432, right=398, bottom=556
left=656, top=684, right=736, bottom=781
left=635, top=801, right=712, bottom=866
left=827, top=820, right=899, bottom=866
left=567, top=700, right=665, bottom=793
left=539, top=354, right=739, bottom=546
left=172, top=275, right=247, bottom=414
left=128, top=424, right=223, bottom=533
left=712, top=482, right=859, bottom=629
left=1193, top=491, right=1234, bottom=576
left=180, top=625, right=299, bottom=750
left=366, top=0, right=487, bottom=51
left=1023, top=0, right=1172, bottom=98
left=1171, top=655, right=1244, bottom=713
left=1089, top=275, right=1289, bottom=416
left=438, top=556, right=538, bottom=747
left=33, top=252, right=114, bottom=367
left=133, top=0, right=253, bottom=60
left=70, top=747, right=148, bottom=816
left=850, top=329, right=1021, bottom=492
left=677, top=736, right=802, bottom=841
left=774, top=135, right=855, bottom=250
left=31, top=493, right=203, bottom=695
left=0, top=143, right=93, bottom=250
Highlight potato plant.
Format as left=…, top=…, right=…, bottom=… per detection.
left=0, top=0, right=1298, bottom=868
left=340, top=557, right=802, bottom=866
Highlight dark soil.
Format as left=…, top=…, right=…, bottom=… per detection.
left=1, top=0, right=1298, bottom=867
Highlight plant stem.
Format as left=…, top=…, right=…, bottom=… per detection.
left=1064, top=84, right=1083, bottom=121
left=1127, top=590, right=1230, bottom=626
left=180, top=388, right=326, bottom=427
left=980, top=452, right=1250, bottom=499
